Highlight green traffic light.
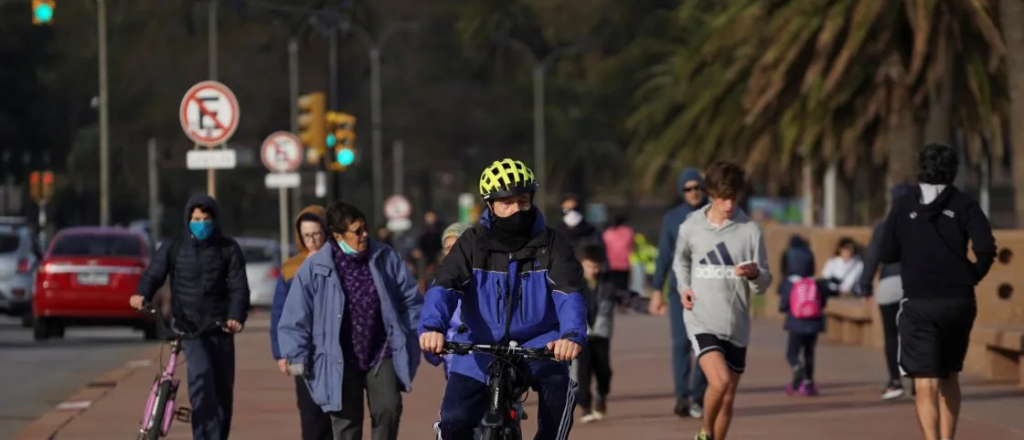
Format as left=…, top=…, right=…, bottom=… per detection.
left=34, top=4, right=54, bottom=23
left=337, top=148, right=355, bottom=166
left=326, top=133, right=337, bottom=148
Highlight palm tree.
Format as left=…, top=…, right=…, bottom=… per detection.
left=1000, top=0, right=1024, bottom=226
left=629, top=0, right=1007, bottom=195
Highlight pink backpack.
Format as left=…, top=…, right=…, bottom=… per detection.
left=790, top=277, right=822, bottom=319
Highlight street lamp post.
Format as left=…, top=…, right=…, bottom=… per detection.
left=340, top=21, right=420, bottom=228
left=97, top=0, right=110, bottom=226
left=494, top=36, right=585, bottom=213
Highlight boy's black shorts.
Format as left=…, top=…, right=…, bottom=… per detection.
left=898, top=297, right=977, bottom=378
left=692, top=333, right=747, bottom=374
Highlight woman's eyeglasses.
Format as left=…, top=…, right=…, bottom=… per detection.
left=683, top=186, right=702, bottom=193
left=302, top=231, right=324, bottom=241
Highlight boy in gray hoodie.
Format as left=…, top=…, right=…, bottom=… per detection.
left=674, top=160, right=771, bottom=440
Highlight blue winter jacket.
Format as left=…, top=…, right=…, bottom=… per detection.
left=418, top=209, right=588, bottom=383
left=277, top=241, right=423, bottom=413
left=652, top=168, right=708, bottom=293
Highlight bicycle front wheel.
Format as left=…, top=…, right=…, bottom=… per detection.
left=143, top=380, right=173, bottom=440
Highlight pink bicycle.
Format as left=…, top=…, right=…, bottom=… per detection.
left=136, top=305, right=221, bottom=440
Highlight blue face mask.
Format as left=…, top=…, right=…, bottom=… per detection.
left=189, top=220, right=215, bottom=241
left=337, top=239, right=359, bottom=255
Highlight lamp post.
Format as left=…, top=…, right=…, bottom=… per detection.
left=493, top=36, right=586, bottom=212
left=340, top=21, right=420, bottom=228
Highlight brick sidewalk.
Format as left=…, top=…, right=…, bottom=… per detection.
left=20, top=313, right=1024, bottom=440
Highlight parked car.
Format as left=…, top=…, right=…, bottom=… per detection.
left=32, top=227, right=156, bottom=341
left=235, top=237, right=295, bottom=308
left=0, top=225, right=43, bottom=327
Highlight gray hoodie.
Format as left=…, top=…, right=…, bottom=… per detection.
left=673, top=205, right=771, bottom=347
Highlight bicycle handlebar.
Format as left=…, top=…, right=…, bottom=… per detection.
left=138, top=303, right=224, bottom=340
left=442, top=341, right=554, bottom=360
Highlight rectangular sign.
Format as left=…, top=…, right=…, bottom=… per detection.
left=265, top=172, right=301, bottom=188
left=186, top=149, right=237, bottom=170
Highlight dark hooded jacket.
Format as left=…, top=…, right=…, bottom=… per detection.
left=137, top=195, right=250, bottom=330
left=652, top=168, right=708, bottom=293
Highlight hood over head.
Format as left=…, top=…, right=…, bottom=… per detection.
left=281, top=205, right=327, bottom=281
left=677, top=168, right=704, bottom=197
left=184, top=194, right=221, bottom=237
left=441, top=222, right=473, bottom=247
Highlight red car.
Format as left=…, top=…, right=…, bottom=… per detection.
left=32, top=226, right=158, bottom=341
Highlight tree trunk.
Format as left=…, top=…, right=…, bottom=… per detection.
left=1000, top=0, right=1024, bottom=226
left=887, top=105, right=922, bottom=185
left=924, top=45, right=955, bottom=145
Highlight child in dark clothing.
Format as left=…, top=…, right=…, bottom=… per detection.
left=778, top=234, right=828, bottom=396
left=577, top=244, right=650, bottom=423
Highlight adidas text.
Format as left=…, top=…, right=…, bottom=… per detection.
left=694, top=266, right=742, bottom=279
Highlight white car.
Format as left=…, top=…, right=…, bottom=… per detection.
left=235, top=237, right=295, bottom=308
left=0, top=224, right=43, bottom=327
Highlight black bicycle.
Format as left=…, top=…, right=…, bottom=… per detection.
left=442, top=341, right=556, bottom=440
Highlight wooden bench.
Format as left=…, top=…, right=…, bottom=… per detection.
left=823, top=297, right=873, bottom=346
left=970, top=324, right=1024, bottom=387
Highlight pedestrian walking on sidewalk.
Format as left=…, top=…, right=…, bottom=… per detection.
left=601, top=214, right=635, bottom=290
left=777, top=235, right=825, bottom=396
left=675, top=161, right=771, bottom=440
left=278, top=201, right=423, bottom=440
left=130, top=195, right=250, bottom=440
left=270, top=205, right=333, bottom=440
left=859, top=183, right=915, bottom=401
left=648, top=167, right=709, bottom=418
left=576, top=243, right=651, bottom=424
left=879, top=143, right=996, bottom=440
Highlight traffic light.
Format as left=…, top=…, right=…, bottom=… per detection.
left=297, top=92, right=326, bottom=159
left=42, top=171, right=55, bottom=202
left=29, top=172, right=41, bottom=203
left=325, top=111, right=357, bottom=171
left=32, top=0, right=55, bottom=25
left=29, top=171, right=55, bottom=203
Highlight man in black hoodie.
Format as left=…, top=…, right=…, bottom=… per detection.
left=879, top=144, right=996, bottom=440
left=130, top=195, right=250, bottom=440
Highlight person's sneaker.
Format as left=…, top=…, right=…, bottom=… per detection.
left=694, top=429, right=714, bottom=440
left=688, top=401, right=703, bottom=418
left=798, top=380, right=818, bottom=396
left=882, top=381, right=906, bottom=400
left=788, top=365, right=804, bottom=394
left=595, top=395, right=608, bottom=416
left=674, top=397, right=690, bottom=418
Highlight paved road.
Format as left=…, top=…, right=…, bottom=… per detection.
left=0, top=316, right=157, bottom=440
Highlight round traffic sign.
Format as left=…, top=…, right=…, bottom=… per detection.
left=384, top=195, right=412, bottom=220
left=179, top=81, right=240, bottom=148
left=260, top=131, right=303, bottom=173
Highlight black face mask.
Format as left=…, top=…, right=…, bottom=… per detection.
left=488, top=207, right=537, bottom=251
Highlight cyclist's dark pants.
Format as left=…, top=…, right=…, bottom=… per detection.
left=183, top=332, right=235, bottom=440
left=437, top=360, right=577, bottom=440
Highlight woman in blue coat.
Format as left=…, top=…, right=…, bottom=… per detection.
left=278, top=201, right=423, bottom=440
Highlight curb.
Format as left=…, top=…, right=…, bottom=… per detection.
left=11, top=346, right=163, bottom=440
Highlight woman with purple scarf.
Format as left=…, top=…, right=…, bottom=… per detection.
left=278, top=202, right=423, bottom=440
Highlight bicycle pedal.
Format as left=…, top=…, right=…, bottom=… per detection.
left=174, top=407, right=192, bottom=422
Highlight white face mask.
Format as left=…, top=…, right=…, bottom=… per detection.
left=563, top=210, right=583, bottom=228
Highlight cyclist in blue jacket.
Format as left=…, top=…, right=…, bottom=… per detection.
left=420, top=158, right=588, bottom=440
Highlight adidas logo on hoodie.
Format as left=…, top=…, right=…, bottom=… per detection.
left=694, top=241, right=743, bottom=279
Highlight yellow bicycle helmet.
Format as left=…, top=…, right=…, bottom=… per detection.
left=478, top=158, right=538, bottom=201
